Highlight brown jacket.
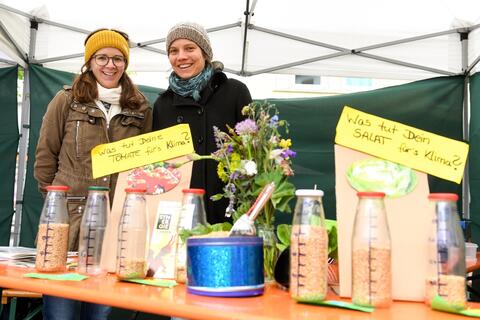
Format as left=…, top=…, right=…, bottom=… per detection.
left=34, top=87, right=152, bottom=250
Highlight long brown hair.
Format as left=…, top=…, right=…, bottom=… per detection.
left=71, top=29, right=146, bottom=110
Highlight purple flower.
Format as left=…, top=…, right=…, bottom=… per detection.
left=226, top=145, right=234, bottom=154
left=269, top=115, right=279, bottom=128
left=213, top=126, right=224, bottom=148
left=229, top=171, right=240, bottom=181
left=281, top=149, right=297, bottom=159
left=235, top=119, right=258, bottom=135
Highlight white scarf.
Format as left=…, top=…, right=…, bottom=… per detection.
left=95, top=83, right=122, bottom=124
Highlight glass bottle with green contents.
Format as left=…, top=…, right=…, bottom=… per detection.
left=176, top=188, right=207, bottom=283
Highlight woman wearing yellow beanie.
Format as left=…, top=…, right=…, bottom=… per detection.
left=34, top=28, right=152, bottom=320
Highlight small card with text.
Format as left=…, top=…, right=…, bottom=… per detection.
left=148, top=200, right=181, bottom=279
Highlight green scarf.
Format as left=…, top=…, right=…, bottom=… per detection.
left=169, top=65, right=213, bottom=101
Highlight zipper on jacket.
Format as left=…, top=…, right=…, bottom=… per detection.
left=75, top=120, right=80, bottom=157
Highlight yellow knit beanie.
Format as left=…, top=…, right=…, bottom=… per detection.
left=84, top=29, right=130, bottom=67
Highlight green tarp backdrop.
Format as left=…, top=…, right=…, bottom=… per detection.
left=271, top=75, right=464, bottom=225
left=0, top=66, right=19, bottom=245
left=469, top=72, right=480, bottom=245
left=18, top=65, right=465, bottom=246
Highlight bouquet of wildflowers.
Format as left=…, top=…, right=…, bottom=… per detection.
left=210, top=101, right=296, bottom=227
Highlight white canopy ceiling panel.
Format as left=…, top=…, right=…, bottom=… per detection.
left=362, top=36, right=463, bottom=75
left=0, top=0, right=480, bottom=79
left=33, top=24, right=86, bottom=61
left=0, top=7, right=30, bottom=66
left=0, top=47, right=17, bottom=66
left=468, top=28, right=480, bottom=74
left=208, top=28, right=248, bottom=71
left=40, top=1, right=243, bottom=41
left=214, top=29, right=340, bottom=74
left=271, top=54, right=444, bottom=81
left=126, top=48, right=170, bottom=73
left=253, top=0, right=478, bottom=36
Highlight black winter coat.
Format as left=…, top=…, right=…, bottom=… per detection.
left=152, top=70, right=252, bottom=224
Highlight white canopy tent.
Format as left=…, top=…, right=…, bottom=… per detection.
left=1, top=0, right=480, bottom=80
left=1, top=0, right=480, bottom=245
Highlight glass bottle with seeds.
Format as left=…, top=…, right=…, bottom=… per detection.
left=425, top=193, right=466, bottom=309
left=290, top=189, right=328, bottom=301
left=116, top=188, right=149, bottom=280
left=351, top=192, right=392, bottom=308
left=78, top=186, right=109, bottom=275
left=35, top=185, right=70, bottom=272
left=176, top=188, right=207, bottom=283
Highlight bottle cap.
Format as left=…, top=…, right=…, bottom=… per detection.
left=357, top=191, right=386, bottom=198
left=428, top=193, right=458, bottom=201
left=295, top=189, right=324, bottom=197
left=88, top=186, right=109, bottom=191
left=182, top=188, right=206, bottom=194
left=46, top=185, right=69, bottom=191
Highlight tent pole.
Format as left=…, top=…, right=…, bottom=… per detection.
left=250, top=51, right=456, bottom=76
left=35, top=53, right=83, bottom=64
left=466, top=54, right=480, bottom=74
left=12, top=20, right=36, bottom=246
left=138, top=22, right=241, bottom=47
left=251, top=24, right=458, bottom=76
left=253, top=25, right=462, bottom=53
left=0, top=58, right=16, bottom=65
left=461, top=31, right=470, bottom=220
left=240, top=0, right=254, bottom=76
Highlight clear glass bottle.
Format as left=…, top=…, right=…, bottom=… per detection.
left=116, top=188, right=149, bottom=280
left=425, top=193, right=466, bottom=308
left=78, top=186, right=109, bottom=275
left=176, top=188, right=207, bottom=283
left=351, top=192, right=392, bottom=308
left=35, top=185, right=70, bottom=272
left=258, top=223, right=278, bottom=283
left=290, top=189, right=328, bottom=300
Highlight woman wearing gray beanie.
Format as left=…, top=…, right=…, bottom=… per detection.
left=153, top=22, right=252, bottom=224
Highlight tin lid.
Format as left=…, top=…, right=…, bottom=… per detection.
left=88, top=186, right=109, bottom=191
left=295, top=189, right=324, bottom=197
left=124, top=187, right=147, bottom=193
left=46, top=185, right=69, bottom=191
left=357, top=191, right=386, bottom=198
left=428, top=193, right=458, bottom=201
left=183, top=188, right=206, bottom=194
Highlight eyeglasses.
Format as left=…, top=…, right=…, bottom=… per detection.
left=93, top=54, right=126, bottom=67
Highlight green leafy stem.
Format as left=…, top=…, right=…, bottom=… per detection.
left=276, top=219, right=338, bottom=260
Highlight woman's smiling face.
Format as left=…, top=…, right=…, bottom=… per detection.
left=168, top=39, right=206, bottom=80
left=90, top=47, right=125, bottom=88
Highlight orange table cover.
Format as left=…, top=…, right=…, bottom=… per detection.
left=0, top=263, right=479, bottom=319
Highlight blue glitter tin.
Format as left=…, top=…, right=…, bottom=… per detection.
left=187, top=236, right=264, bottom=297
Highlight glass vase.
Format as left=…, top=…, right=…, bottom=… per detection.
left=257, top=224, right=278, bottom=283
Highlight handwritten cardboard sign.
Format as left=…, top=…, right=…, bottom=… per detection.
left=335, top=106, right=469, bottom=184
left=91, top=124, right=194, bottom=178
